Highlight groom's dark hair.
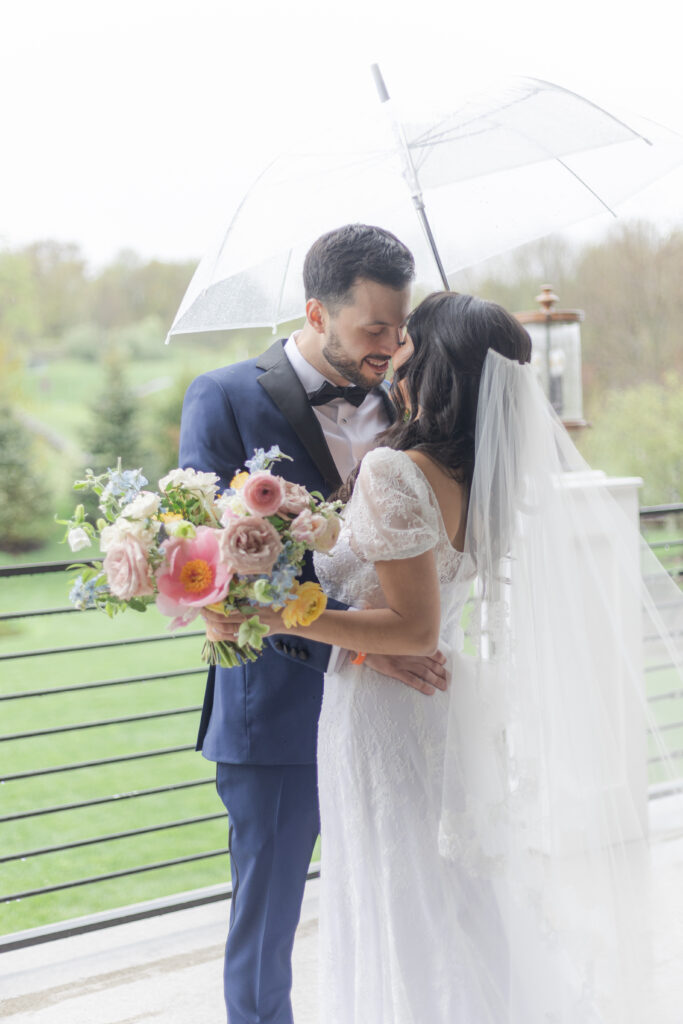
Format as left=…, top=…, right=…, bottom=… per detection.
left=304, top=224, right=415, bottom=310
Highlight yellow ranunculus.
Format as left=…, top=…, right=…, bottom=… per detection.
left=281, top=581, right=327, bottom=629
left=159, top=511, right=183, bottom=523
left=205, top=601, right=228, bottom=614
left=230, top=471, right=250, bottom=490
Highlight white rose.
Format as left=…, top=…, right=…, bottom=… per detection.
left=100, top=516, right=156, bottom=553
left=68, top=527, right=91, bottom=552
left=227, top=494, right=248, bottom=516
left=121, top=490, right=160, bottom=519
left=159, top=467, right=220, bottom=500
left=214, top=493, right=232, bottom=517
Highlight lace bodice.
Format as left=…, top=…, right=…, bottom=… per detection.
left=314, top=447, right=470, bottom=631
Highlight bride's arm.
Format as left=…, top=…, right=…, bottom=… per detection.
left=204, top=548, right=441, bottom=657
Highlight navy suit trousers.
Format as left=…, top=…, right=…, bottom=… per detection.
left=216, top=762, right=320, bottom=1024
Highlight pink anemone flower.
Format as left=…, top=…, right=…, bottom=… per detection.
left=156, top=526, right=232, bottom=629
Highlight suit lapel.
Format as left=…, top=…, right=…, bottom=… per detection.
left=256, top=340, right=343, bottom=489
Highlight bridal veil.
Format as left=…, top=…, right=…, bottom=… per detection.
left=438, top=348, right=682, bottom=1022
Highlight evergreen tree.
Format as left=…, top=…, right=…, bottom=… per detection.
left=88, top=350, right=143, bottom=473
left=0, top=402, right=51, bottom=551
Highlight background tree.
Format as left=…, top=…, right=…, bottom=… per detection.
left=88, top=350, right=144, bottom=471
left=23, top=241, right=89, bottom=340
left=576, top=374, right=683, bottom=506
left=144, top=370, right=197, bottom=480
left=0, top=250, right=43, bottom=344
left=0, top=341, right=50, bottom=551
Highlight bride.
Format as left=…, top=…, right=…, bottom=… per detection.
left=206, top=291, right=681, bottom=1022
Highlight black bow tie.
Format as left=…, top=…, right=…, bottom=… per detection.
left=308, top=381, right=369, bottom=408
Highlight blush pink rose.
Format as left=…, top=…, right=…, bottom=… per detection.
left=103, top=535, right=155, bottom=600
left=312, top=514, right=341, bottom=553
left=156, top=526, right=233, bottom=627
left=241, top=471, right=285, bottom=517
left=290, top=509, right=329, bottom=546
left=218, top=516, right=282, bottom=575
left=278, top=480, right=312, bottom=518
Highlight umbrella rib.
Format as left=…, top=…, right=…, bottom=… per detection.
left=273, top=248, right=295, bottom=330
left=528, top=77, right=654, bottom=146
left=408, top=77, right=654, bottom=152
left=408, top=85, right=542, bottom=148
left=552, top=157, right=618, bottom=217
left=477, top=107, right=623, bottom=217
left=201, top=158, right=279, bottom=297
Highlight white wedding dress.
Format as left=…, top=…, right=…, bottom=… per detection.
left=313, top=351, right=683, bottom=1023
left=315, top=446, right=494, bottom=1023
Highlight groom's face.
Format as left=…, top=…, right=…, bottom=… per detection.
left=321, top=278, right=411, bottom=390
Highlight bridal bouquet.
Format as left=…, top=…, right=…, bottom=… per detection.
left=59, top=447, right=342, bottom=667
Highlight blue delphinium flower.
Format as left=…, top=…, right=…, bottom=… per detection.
left=269, top=563, right=299, bottom=602
left=244, top=446, right=285, bottom=473
left=69, top=573, right=108, bottom=610
left=101, top=468, right=148, bottom=505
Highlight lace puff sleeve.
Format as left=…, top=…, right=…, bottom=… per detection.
left=346, top=447, right=441, bottom=563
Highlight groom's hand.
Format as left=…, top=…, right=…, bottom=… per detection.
left=364, top=651, right=448, bottom=695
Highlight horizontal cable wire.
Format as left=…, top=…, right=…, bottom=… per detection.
left=0, top=560, right=86, bottom=578
left=0, top=813, right=225, bottom=864
left=0, top=607, right=80, bottom=622
left=0, top=667, right=204, bottom=702
left=648, top=749, right=683, bottom=764
left=639, top=504, right=683, bottom=517
left=1, top=745, right=195, bottom=782
left=1, top=849, right=230, bottom=902
left=0, top=778, right=213, bottom=823
left=0, top=631, right=204, bottom=662
left=0, top=706, right=202, bottom=742
left=649, top=689, right=683, bottom=703
left=643, top=628, right=683, bottom=643
left=648, top=720, right=683, bottom=734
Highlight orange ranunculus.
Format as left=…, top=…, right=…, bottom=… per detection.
left=281, top=581, right=327, bottom=629
left=230, top=471, right=250, bottom=490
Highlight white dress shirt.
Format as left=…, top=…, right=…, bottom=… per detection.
left=284, top=333, right=390, bottom=482
left=284, top=332, right=392, bottom=673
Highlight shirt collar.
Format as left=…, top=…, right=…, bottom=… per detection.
left=284, top=332, right=329, bottom=396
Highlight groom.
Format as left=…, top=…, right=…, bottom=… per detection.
left=179, top=224, right=447, bottom=1024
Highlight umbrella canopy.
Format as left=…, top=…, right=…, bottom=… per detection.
left=167, top=76, right=683, bottom=339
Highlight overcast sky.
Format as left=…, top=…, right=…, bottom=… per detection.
left=2, top=0, right=682, bottom=269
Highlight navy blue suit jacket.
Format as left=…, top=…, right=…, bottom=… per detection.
left=179, top=338, right=393, bottom=765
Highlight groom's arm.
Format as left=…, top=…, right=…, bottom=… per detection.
left=179, top=373, right=246, bottom=491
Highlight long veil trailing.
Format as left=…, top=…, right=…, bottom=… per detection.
left=438, top=348, right=682, bottom=1022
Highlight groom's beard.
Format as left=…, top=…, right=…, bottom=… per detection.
left=322, top=328, right=384, bottom=391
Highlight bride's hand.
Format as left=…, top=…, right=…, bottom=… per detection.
left=201, top=606, right=281, bottom=642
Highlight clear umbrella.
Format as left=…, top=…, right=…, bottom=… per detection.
left=167, top=74, right=683, bottom=340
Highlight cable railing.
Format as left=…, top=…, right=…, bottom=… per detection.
left=1, top=506, right=681, bottom=948
left=640, top=504, right=683, bottom=785
left=0, top=559, right=231, bottom=950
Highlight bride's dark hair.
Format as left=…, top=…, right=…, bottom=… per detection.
left=337, top=292, right=531, bottom=501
